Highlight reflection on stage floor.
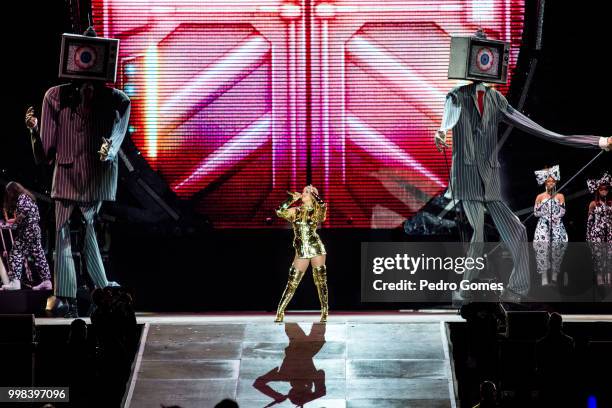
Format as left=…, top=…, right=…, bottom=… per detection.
left=122, top=318, right=457, bottom=408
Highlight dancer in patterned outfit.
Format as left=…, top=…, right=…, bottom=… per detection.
left=533, top=166, right=568, bottom=286
left=586, top=173, right=612, bottom=286
left=0, top=182, right=52, bottom=291
left=0, top=254, right=8, bottom=285
left=275, top=185, right=329, bottom=322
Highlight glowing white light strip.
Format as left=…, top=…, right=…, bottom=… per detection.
left=320, top=19, right=331, bottom=193
left=335, top=1, right=463, bottom=14
left=288, top=21, right=298, bottom=187
left=109, top=0, right=284, bottom=14
left=145, top=43, right=159, bottom=165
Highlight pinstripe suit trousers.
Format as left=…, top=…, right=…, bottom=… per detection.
left=54, top=200, right=108, bottom=298
left=461, top=200, right=530, bottom=295
left=440, top=84, right=605, bottom=297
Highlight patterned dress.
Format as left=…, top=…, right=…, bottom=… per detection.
left=586, top=200, right=612, bottom=284
left=8, top=194, right=51, bottom=282
left=533, top=197, right=568, bottom=280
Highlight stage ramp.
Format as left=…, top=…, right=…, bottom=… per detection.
left=124, top=321, right=457, bottom=407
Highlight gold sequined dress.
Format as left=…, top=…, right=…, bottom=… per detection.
left=276, top=194, right=327, bottom=259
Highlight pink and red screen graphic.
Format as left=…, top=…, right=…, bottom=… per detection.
left=92, top=0, right=525, bottom=228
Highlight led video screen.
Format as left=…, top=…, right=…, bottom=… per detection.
left=92, top=0, right=525, bottom=228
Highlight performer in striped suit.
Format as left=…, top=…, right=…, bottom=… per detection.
left=25, top=79, right=130, bottom=316
left=436, top=82, right=610, bottom=301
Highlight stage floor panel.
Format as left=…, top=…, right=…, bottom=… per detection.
left=123, top=321, right=457, bottom=408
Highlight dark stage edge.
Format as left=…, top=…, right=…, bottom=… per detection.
left=35, top=313, right=612, bottom=408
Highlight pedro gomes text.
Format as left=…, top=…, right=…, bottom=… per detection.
left=371, top=253, right=504, bottom=292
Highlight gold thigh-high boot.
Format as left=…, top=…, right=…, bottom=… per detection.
left=312, top=265, right=329, bottom=322
left=275, top=265, right=305, bottom=322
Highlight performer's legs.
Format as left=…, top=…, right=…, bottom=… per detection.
left=0, top=257, right=8, bottom=285
left=79, top=202, right=109, bottom=289
left=55, top=200, right=77, bottom=299
left=461, top=200, right=486, bottom=290
left=533, top=240, right=549, bottom=286
left=588, top=242, right=602, bottom=286
left=551, top=241, right=567, bottom=284
left=27, top=224, right=51, bottom=283
left=607, top=243, right=612, bottom=285
left=486, top=201, right=530, bottom=296
left=311, top=255, right=328, bottom=323
left=275, top=256, right=308, bottom=322
left=7, top=239, right=25, bottom=281
left=462, top=200, right=485, bottom=243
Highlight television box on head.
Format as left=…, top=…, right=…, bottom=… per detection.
left=448, top=35, right=510, bottom=84
left=59, top=33, right=119, bottom=82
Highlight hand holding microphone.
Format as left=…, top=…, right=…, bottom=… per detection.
left=287, top=191, right=301, bottom=201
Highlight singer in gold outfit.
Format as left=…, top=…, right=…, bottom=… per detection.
left=275, top=185, right=328, bottom=322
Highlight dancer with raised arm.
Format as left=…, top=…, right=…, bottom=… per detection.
left=275, top=185, right=328, bottom=322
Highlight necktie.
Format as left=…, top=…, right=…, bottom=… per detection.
left=477, top=90, right=485, bottom=116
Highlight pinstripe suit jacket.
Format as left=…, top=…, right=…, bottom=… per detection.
left=31, top=84, right=131, bottom=202
left=440, top=83, right=603, bottom=202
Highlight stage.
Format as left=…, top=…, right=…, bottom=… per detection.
left=1, top=1, right=611, bottom=406
left=33, top=312, right=612, bottom=407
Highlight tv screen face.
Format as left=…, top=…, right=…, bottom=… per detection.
left=65, top=41, right=108, bottom=75
left=59, top=35, right=118, bottom=81
left=468, top=42, right=503, bottom=79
